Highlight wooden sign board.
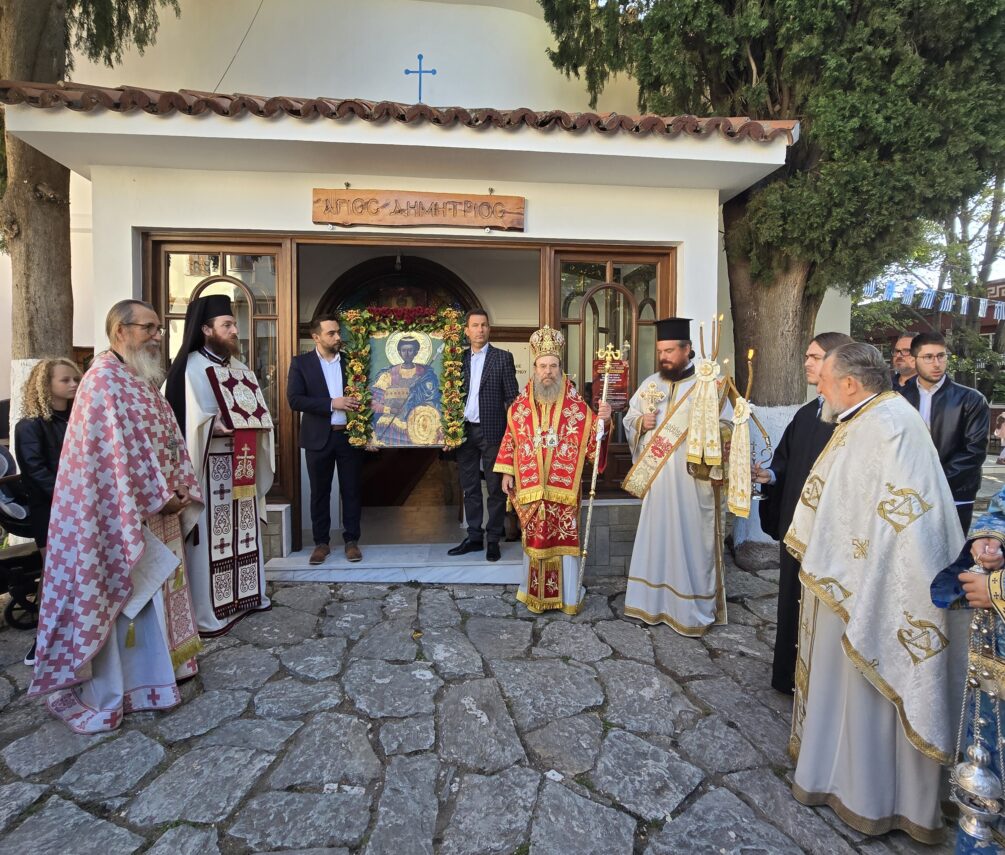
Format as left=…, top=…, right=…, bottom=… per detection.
left=312, top=188, right=525, bottom=231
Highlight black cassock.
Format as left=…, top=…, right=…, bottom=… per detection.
left=758, top=398, right=834, bottom=694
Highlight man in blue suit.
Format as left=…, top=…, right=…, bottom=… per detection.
left=288, top=315, right=364, bottom=564
left=448, top=308, right=519, bottom=562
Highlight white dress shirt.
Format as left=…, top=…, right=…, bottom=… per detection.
left=317, top=349, right=346, bottom=426
left=916, top=375, right=946, bottom=428
left=463, top=344, right=490, bottom=424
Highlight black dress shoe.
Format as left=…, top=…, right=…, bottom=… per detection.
left=486, top=542, right=501, bottom=562
left=448, top=538, right=484, bottom=556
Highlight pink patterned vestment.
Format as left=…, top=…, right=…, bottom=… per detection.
left=31, top=351, right=203, bottom=707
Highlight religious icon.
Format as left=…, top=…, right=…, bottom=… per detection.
left=368, top=330, right=446, bottom=448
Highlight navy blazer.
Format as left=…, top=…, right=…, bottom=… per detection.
left=461, top=344, right=519, bottom=445
left=288, top=350, right=349, bottom=451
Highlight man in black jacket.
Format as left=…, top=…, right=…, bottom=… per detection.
left=901, top=331, right=989, bottom=533
left=287, top=315, right=364, bottom=564
left=448, top=309, right=519, bottom=562
left=754, top=330, right=852, bottom=693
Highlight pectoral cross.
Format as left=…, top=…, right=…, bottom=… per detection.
left=166, top=437, right=181, bottom=464
left=639, top=382, right=666, bottom=419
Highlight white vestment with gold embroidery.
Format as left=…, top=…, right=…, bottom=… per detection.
left=181, top=352, right=274, bottom=635
left=623, top=371, right=728, bottom=637
left=784, top=391, right=964, bottom=843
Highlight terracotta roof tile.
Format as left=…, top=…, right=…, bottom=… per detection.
left=0, top=80, right=797, bottom=145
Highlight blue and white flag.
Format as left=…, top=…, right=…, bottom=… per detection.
left=883, top=280, right=897, bottom=301
left=960, top=295, right=971, bottom=315
left=901, top=284, right=917, bottom=305
left=995, top=302, right=1005, bottom=322
left=940, top=293, right=955, bottom=312
left=919, top=289, right=937, bottom=309
left=863, top=280, right=877, bottom=298
left=979, top=298, right=989, bottom=317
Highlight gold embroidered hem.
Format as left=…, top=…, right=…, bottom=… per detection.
left=523, top=544, right=582, bottom=560
left=626, top=576, right=718, bottom=600
left=791, top=784, right=946, bottom=845
left=515, top=588, right=580, bottom=615
left=799, top=570, right=949, bottom=765
left=169, top=636, right=202, bottom=671
left=623, top=605, right=724, bottom=637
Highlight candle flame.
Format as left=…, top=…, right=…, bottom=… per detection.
left=747, top=348, right=755, bottom=360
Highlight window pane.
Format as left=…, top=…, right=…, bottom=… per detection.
left=637, top=323, right=656, bottom=378
left=196, top=281, right=251, bottom=364
left=562, top=323, right=582, bottom=391
left=166, top=253, right=220, bottom=314
left=254, top=319, right=279, bottom=432
left=225, top=254, right=277, bottom=313
left=167, top=318, right=187, bottom=364
left=560, top=262, right=606, bottom=321
left=613, top=262, right=657, bottom=309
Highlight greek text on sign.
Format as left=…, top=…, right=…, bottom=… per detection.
left=312, top=189, right=525, bottom=231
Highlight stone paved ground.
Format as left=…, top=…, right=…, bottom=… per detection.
left=0, top=551, right=956, bottom=854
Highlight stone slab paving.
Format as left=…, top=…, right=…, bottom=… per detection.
left=0, top=551, right=956, bottom=853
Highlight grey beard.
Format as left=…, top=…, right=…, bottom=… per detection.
left=820, top=400, right=839, bottom=424
left=532, top=377, right=563, bottom=404
left=124, top=345, right=166, bottom=387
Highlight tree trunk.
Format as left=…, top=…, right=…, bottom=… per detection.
left=724, top=204, right=822, bottom=406
left=1, top=0, right=72, bottom=438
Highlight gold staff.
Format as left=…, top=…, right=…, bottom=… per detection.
left=578, top=341, right=621, bottom=601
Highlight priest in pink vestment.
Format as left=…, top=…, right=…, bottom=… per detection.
left=30, top=300, right=203, bottom=733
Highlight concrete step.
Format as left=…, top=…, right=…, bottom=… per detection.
left=266, top=541, right=524, bottom=584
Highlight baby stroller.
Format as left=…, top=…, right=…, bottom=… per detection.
left=0, top=446, right=42, bottom=630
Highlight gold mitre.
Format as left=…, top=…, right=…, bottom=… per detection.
left=530, top=325, right=564, bottom=360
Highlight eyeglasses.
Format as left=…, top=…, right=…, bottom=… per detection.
left=917, top=352, right=948, bottom=364
left=893, top=348, right=912, bottom=356
left=124, top=322, right=164, bottom=336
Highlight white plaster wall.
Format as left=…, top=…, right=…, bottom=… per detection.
left=69, top=0, right=638, bottom=114
left=88, top=165, right=722, bottom=347
left=0, top=255, right=11, bottom=401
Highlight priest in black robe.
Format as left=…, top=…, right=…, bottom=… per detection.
left=754, top=331, right=852, bottom=694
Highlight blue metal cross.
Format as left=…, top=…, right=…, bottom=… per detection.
left=404, top=53, right=437, bottom=103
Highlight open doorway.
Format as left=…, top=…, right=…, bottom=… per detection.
left=296, top=243, right=539, bottom=545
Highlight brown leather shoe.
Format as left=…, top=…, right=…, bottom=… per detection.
left=309, top=544, right=330, bottom=565
left=344, top=541, right=363, bottom=563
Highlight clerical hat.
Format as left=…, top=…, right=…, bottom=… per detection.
left=655, top=317, right=692, bottom=342
left=164, top=294, right=237, bottom=433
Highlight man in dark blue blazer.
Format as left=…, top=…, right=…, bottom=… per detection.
left=288, top=315, right=364, bottom=564
left=448, top=309, right=519, bottom=562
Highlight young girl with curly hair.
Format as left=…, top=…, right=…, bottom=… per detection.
left=14, top=358, right=81, bottom=665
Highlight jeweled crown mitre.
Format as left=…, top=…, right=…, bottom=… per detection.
left=530, top=325, right=564, bottom=360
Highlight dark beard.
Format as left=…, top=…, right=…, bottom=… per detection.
left=659, top=366, right=688, bottom=382
left=206, top=331, right=241, bottom=358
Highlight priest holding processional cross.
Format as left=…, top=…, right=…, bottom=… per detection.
left=164, top=295, right=274, bottom=636
left=622, top=316, right=760, bottom=636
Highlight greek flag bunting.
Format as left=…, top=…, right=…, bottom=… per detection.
left=980, top=298, right=989, bottom=317
left=996, top=302, right=1005, bottom=322
left=960, top=295, right=971, bottom=315
left=863, top=280, right=877, bottom=298
left=883, top=280, right=897, bottom=301
left=900, top=284, right=917, bottom=305
left=940, top=293, right=955, bottom=312
left=919, top=289, right=937, bottom=309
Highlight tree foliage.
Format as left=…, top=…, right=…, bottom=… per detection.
left=540, top=0, right=1005, bottom=303
left=66, top=0, right=179, bottom=71
left=851, top=171, right=1005, bottom=398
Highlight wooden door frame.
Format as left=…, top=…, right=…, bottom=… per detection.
left=145, top=231, right=677, bottom=547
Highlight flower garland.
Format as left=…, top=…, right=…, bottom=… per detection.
left=338, top=306, right=465, bottom=449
